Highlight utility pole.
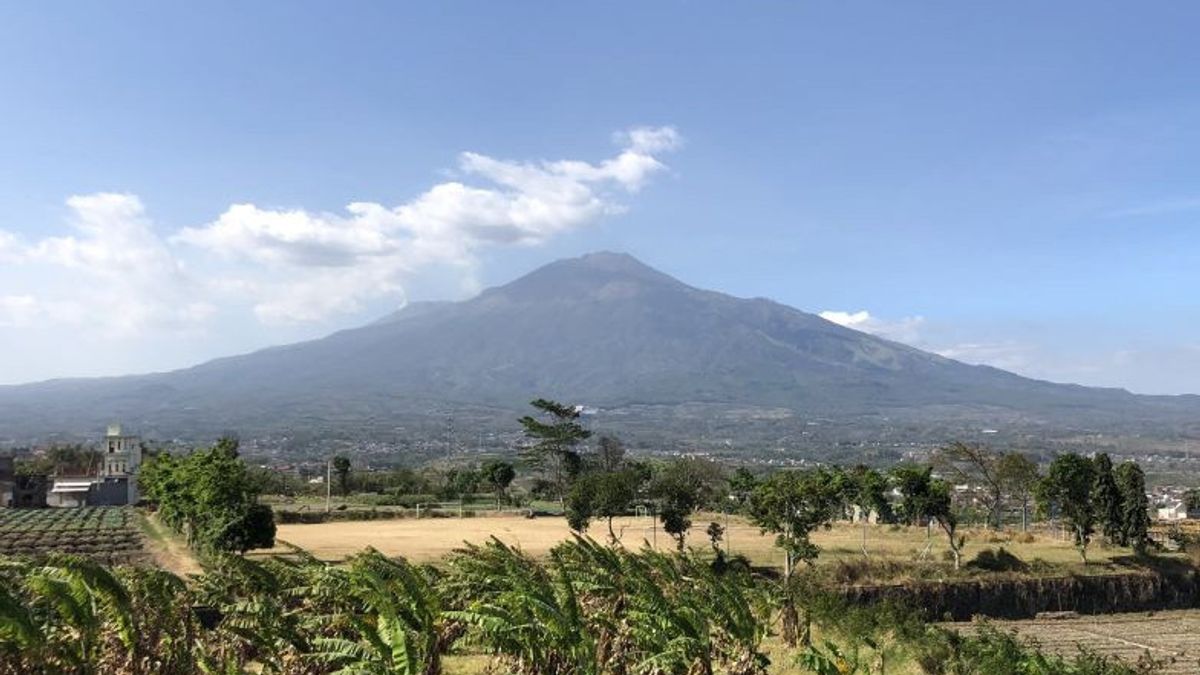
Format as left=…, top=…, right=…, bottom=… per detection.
left=325, top=458, right=332, bottom=513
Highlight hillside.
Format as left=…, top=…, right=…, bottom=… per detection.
left=2, top=252, right=1197, bottom=454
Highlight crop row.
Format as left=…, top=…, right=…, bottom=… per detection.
left=0, top=506, right=134, bottom=533
left=0, top=507, right=144, bottom=562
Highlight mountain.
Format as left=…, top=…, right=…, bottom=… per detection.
left=2, top=252, right=1197, bottom=456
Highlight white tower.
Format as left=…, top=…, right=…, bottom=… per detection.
left=103, top=424, right=141, bottom=477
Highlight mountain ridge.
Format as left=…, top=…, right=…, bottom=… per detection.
left=1, top=251, right=1196, bottom=453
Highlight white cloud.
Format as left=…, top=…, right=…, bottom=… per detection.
left=933, top=342, right=1033, bottom=372
left=0, top=126, right=680, bottom=330
left=0, top=295, right=38, bottom=327
left=1, top=193, right=213, bottom=336
left=173, top=126, right=680, bottom=323
left=819, top=309, right=925, bottom=344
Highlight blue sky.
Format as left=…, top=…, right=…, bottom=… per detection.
left=1, top=2, right=1199, bottom=393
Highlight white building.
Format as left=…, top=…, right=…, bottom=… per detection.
left=1157, top=500, right=1188, bottom=521
left=48, top=424, right=142, bottom=507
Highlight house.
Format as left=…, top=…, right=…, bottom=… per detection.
left=47, top=424, right=143, bottom=507
left=1157, top=500, right=1189, bottom=521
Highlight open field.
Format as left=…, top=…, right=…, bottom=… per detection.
left=956, top=611, right=1200, bottom=675
left=0, top=506, right=145, bottom=563
left=266, top=512, right=1144, bottom=569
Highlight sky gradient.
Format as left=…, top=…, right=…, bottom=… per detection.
left=1, top=3, right=1199, bottom=394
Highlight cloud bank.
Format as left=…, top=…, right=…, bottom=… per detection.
left=0, top=126, right=680, bottom=329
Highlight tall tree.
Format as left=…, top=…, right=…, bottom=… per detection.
left=995, top=452, right=1040, bottom=532
left=1115, top=461, right=1151, bottom=555
left=926, top=478, right=965, bottom=570
left=331, top=455, right=352, bottom=497
left=1091, top=453, right=1122, bottom=543
left=649, top=459, right=723, bottom=550
left=746, top=467, right=843, bottom=646
left=1037, top=453, right=1096, bottom=563
left=595, top=435, right=626, bottom=473
left=890, top=465, right=938, bottom=527
left=480, top=460, right=516, bottom=510
left=890, top=466, right=964, bottom=569
left=933, top=441, right=1004, bottom=528
left=518, top=399, right=592, bottom=502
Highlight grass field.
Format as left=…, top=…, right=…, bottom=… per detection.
left=264, top=511, right=1144, bottom=571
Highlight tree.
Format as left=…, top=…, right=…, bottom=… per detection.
left=927, top=478, right=965, bottom=570
left=1037, top=453, right=1096, bottom=563
left=332, top=455, right=352, bottom=497
left=933, top=442, right=1004, bottom=529
left=650, top=459, right=723, bottom=550
left=839, top=465, right=894, bottom=557
left=138, top=436, right=275, bottom=554
left=728, top=467, right=758, bottom=504
left=1185, top=488, right=1200, bottom=513
left=747, top=468, right=843, bottom=573
left=595, top=435, right=626, bottom=473
left=890, top=465, right=938, bottom=527
left=480, top=460, right=516, bottom=510
left=1115, top=461, right=1151, bottom=555
left=518, top=399, right=592, bottom=502
left=564, top=470, right=639, bottom=542
left=1092, top=453, right=1122, bottom=543
left=746, top=467, right=843, bottom=646
left=995, top=452, right=1040, bottom=531
left=890, top=466, right=964, bottom=569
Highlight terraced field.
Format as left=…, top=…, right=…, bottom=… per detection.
left=0, top=507, right=145, bottom=564
left=957, top=611, right=1200, bottom=674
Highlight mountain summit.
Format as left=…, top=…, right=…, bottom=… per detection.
left=1, top=252, right=1195, bottom=452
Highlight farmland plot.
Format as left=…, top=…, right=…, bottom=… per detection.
left=0, top=507, right=145, bottom=564
left=955, top=611, right=1200, bottom=675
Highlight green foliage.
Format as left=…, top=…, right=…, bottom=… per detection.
left=518, top=399, right=592, bottom=501
left=480, top=459, right=517, bottom=508
left=1037, top=453, right=1097, bottom=562
left=0, top=539, right=1160, bottom=675
left=1115, top=461, right=1151, bottom=555
left=839, top=464, right=894, bottom=524
left=138, top=437, right=275, bottom=555
left=1092, top=453, right=1122, bottom=543
left=996, top=452, right=1040, bottom=531
left=564, top=470, right=639, bottom=542
left=747, top=467, right=843, bottom=573
left=889, top=465, right=938, bottom=527
left=650, top=459, right=723, bottom=549
left=331, top=455, right=352, bottom=497
left=14, top=444, right=102, bottom=477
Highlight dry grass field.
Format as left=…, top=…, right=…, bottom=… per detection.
left=264, top=512, right=1140, bottom=569
left=956, top=611, right=1200, bottom=675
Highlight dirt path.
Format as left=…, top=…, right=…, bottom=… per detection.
left=138, top=511, right=204, bottom=577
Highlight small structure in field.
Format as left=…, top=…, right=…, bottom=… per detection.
left=1157, top=500, right=1189, bottom=521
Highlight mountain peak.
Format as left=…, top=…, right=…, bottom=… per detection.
left=481, top=251, right=686, bottom=303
